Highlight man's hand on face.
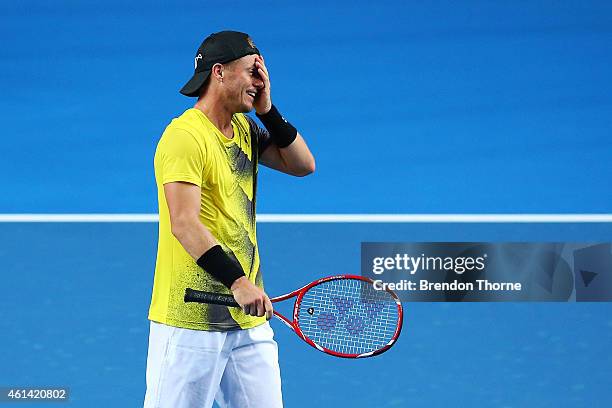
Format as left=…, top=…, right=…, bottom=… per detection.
left=253, top=55, right=272, bottom=115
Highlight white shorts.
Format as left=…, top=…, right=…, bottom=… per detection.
left=143, top=321, right=283, bottom=408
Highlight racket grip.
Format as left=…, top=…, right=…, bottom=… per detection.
left=184, top=288, right=240, bottom=307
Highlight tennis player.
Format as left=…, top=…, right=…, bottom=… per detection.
left=144, top=31, right=315, bottom=408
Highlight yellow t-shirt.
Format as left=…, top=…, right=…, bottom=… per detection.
left=149, top=108, right=270, bottom=331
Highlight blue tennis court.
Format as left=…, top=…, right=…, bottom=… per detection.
left=1, top=0, right=612, bottom=406
left=1, top=222, right=611, bottom=407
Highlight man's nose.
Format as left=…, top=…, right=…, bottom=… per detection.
left=254, top=78, right=264, bottom=88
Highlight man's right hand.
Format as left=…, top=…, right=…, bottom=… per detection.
left=230, top=276, right=273, bottom=320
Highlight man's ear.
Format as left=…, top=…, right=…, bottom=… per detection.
left=211, top=63, right=224, bottom=82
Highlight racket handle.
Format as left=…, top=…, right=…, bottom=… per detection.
left=184, top=288, right=240, bottom=307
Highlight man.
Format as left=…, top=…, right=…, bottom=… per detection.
left=144, top=31, right=315, bottom=408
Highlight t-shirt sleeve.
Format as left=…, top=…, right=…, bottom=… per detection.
left=157, top=128, right=204, bottom=186
left=245, top=115, right=272, bottom=157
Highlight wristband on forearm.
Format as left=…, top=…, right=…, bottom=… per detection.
left=196, top=245, right=245, bottom=289
left=256, top=104, right=297, bottom=148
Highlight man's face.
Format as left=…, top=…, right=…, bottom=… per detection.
left=222, top=54, right=264, bottom=113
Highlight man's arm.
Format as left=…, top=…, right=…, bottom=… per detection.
left=259, top=131, right=315, bottom=176
left=252, top=55, right=315, bottom=177
left=164, top=181, right=273, bottom=319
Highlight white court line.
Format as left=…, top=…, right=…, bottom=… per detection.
left=258, top=214, right=612, bottom=223
left=0, top=214, right=612, bottom=223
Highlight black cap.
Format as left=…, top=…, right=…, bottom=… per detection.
left=180, top=31, right=260, bottom=97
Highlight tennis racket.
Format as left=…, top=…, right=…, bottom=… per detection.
left=184, top=275, right=403, bottom=358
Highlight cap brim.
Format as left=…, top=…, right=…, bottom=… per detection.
left=179, top=70, right=211, bottom=97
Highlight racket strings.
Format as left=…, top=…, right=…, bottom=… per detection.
left=297, top=279, right=400, bottom=356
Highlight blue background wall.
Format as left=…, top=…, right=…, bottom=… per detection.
left=1, top=0, right=611, bottom=213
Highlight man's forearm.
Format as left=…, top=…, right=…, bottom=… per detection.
left=171, top=219, right=218, bottom=260
left=172, top=219, right=246, bottom=288
left=172, top=218, right=268, bottom=312
left=256, top=104, right=316, bottom=176
left=277, top=133, right=315, bottom=176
